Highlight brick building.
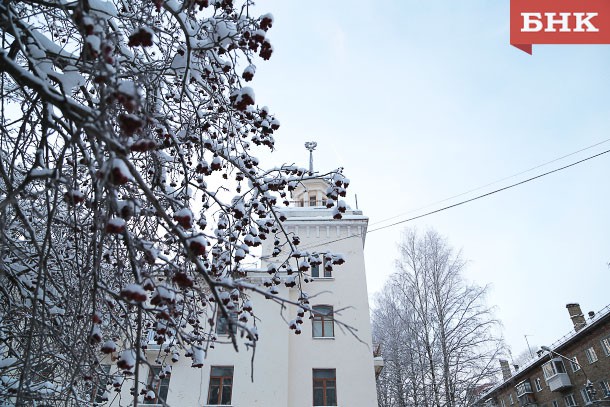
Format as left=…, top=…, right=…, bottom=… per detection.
left=473, top=303, right=610, bottom=407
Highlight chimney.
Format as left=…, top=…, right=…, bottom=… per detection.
left=566, top=303, right=587, bottom=332
left=499, top=359, right=512, bottom=381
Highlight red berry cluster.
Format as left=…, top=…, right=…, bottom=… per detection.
left=128, top=27, right=153, bottom=47
left=230, top=91, right=254, bottom=111
left=118, top=114, right=143, bottom=136
left=130, top=138, right=157, bottom=152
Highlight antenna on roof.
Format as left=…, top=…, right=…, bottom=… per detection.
left=304, top=141, right=317, bottom=175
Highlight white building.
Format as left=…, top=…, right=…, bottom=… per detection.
left=111, top=176, right=379, bottom=406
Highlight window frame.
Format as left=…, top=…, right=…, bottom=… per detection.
left=551, top=400, right=559, bottom=407
left=601, top=335, right=610, bottom=356
left=207, top=366, right=234, bottom=406
left=309, top=193, right=317, bottom=207
left=585, top=347, right=598, bottom=364
left=564, top=394, right=577, bottom=407
left=516, top=380, right=533, bottom=396
left=570, top=356, right=580, bottom=372
left=93, top=364, right=111, bottom=404
left=600, top=380, right=610, bottom=398
left=312, top=305, right=334, bottom=338
left=535, top=377, right=543, bottom=392
left=143, top=366, right=170, bottom=405
left=311, top=263, right=332, bottom=279
left=146, top=328, right=175, bottom=350
left=216, top=309, right=238, bottom=336
left=581, top=386, right=593, bottom=405
left=313, top=368, right=337, bottom=406
left=311, top=263, right=320, bottom=278
left=542, top=358, right=566, bottom=380
left=509, top=393, right=514, bottom=405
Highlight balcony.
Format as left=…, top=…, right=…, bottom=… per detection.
left=516, top=379, right=533, bottom=397
left=483, top=398, right=498, bottom=407
left=290, top=199, right=328, bottom=208
left=547, top=372, right=572, bottom=392
left=542, top=358, right=572, bottom=392
left=518, top=394, right=538, bottom=407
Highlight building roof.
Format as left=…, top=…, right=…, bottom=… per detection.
left=475, top=303, right=610, bottom=403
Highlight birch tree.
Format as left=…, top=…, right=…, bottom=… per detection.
left=0, top=0, right=350, bottom=405
left=373, top=229, right=505, bottom=407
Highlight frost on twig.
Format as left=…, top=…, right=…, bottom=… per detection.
left=0, top=0, right=351, bottom=404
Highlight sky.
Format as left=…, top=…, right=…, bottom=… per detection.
left=249, top=0, right=610, bottom=360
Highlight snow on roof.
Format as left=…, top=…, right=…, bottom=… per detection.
left=474, top=303, right=610, bottom=404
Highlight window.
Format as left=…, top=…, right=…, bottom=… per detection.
left=585, top=347, right=598, bottom=364
left=516, top=380, right=533, bottom=396
left=600, top=380, right=610, bottom=398
left=551, top=401, right=559, bottom=407
left=601, top=335, right=610, bottom=356
left=207, top=366, right=233, bottom=405
left=509, top=394, right=514, bottom=405
left=500, top=399, right=506, bottom=407
left=564, top=394, right=577, bottom=407
left=535, top=378, right=543, bottom=392
left=309, top=194, right=317, bottom=207
left=542, top=358, right=566, bottom=379
left=313, top=369, right=337, bottom=406
left=311, top=263, right=331, bottom=278
left=581, top=386, right=593, bottom=405
left=571, top=356, right=581, bottom=371
left=312, top=306, right=334, bottom=338
left=144, top=366, right=170, bottom=405
left=216, top=310, right=238, bottom=335
left=146, top=329, right=175, bottom=350
left=93, top=364, right=111, bottom=404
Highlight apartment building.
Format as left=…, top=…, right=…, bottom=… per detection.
left=474, top=303, right=610, bottom=407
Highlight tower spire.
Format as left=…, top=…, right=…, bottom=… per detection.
left=304, top=141, right=317, bottom=175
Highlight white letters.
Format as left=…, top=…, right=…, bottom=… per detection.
left=521, top=12, right=600, bottom=33
left=573, top=12, right=599, bottom=32
left=522, top=13, right=543, bottom=32
left=544, top=12, right=572, bottom=32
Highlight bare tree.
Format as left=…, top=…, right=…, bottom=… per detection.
left=0, top=0, right=351, bottom=405
left=511, top=345, right=538, bottom=370
left=373, top=229, right=505, bottom=407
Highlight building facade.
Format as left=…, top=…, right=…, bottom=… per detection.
left=473, top=303, right=610, bottom=407
left=109, top=178, right=379, bottom=406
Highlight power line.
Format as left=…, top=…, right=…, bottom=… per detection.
left=367, top=147, right=610, bottom=233
left=369, top=138, right=610, bottom=227
left=295, top=146, right=610, bottom=251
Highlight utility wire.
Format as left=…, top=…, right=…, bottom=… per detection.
left=295, top=147, right=610, bottom=252
left=367, top=147, right=610, bottom=233
left=369, top=137, right=610, bottom=227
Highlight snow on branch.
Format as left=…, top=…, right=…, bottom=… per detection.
left=0, top=0, right=351, bottom=405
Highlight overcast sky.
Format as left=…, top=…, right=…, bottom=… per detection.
left=250, top=0, right=610, bottom=360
